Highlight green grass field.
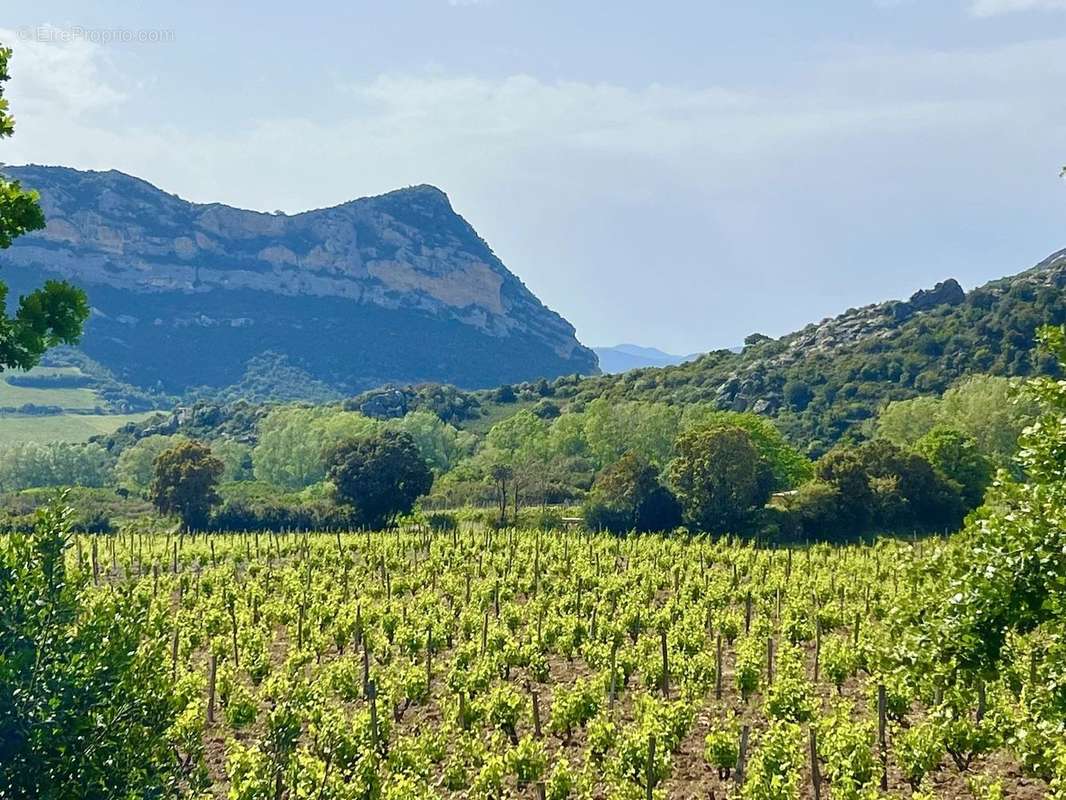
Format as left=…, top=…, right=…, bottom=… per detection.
left=0, top=412, right=153, bottom=446
left=0, top=367, right=99, bottom=411
left=0, top=367, right=156, bottom=446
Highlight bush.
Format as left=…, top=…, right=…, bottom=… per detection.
left=208, top=499, right=358, bottom=532
left=424, top=512, right=458, bottom=532
left=583, top=452, right=680, bottom=534
left=0, top=500, right=185, bottom=796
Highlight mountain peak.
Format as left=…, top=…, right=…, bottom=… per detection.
left=0, top=165, right=598, bottom=395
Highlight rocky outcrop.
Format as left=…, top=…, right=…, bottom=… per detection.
left=706, top=257, right=1066, bottom=417
left=0, top=165, right=598, bottom=394
left=908, top=279, right=965, bottom=311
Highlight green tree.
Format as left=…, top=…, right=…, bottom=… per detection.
left=115, top=434, right=188, bottom=494
left=326, top=430, right=433, bottom=528
left=387, top=410, right=472, bottom=472
left=484, top=409, right=551, bottom=518
left=0, top=46, right=89, bottom=371
left=583, top=399, right=680, bottom=469
left=876, top=376, right=1038, bottom=467
left=890, top=325, right=1066, bottom=780
left=915, top=427, right=993, bottom=509
left=667, top=424, right=774, bottom=533
left=583, top=451, right=681, bottom=534
left=212, top=438, right=254, bottom=482
left=681, top=407, right=811, bottom=489
left=940, top=375, right=1038, bottom=465
left=252, top=406, right=380, bottom=489
left=815, top=439, right=964, bottom=532
left=148, top=440, right=224, bottom=530
left=875, top=395, right=941, bottom=447
left=0, top=441, right=112, bottom=492
left=0, top=499, right=184, bottom=797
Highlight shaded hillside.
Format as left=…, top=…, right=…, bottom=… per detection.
left=0, top=165, right=599, bottom=396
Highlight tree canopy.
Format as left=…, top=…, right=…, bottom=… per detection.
left=148, top=440, right=224, bottom=530
left=667, top=424, right=774, bottom=534
left=326, top=430, right=433, bottom=528
left=583, top=451, right=681, bottom=534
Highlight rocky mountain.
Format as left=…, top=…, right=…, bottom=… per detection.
left=0, top=165, right=598, bottom=397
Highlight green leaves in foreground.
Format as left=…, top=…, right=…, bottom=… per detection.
left=0, top=498, right=185, bottom=799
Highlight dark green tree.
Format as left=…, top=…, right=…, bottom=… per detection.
left=0, top=499, right=185, bottom=798
left=915, top=426, right=994, bottom=509
left=0, top=45, right=89, bottom=371
left=327, top=430, right=433, bottom=528
left=815, top=439, right=964, bottom=532
left=148, top=440, right=224, bottom=530
left=667, top=424, right=774, bottom=533
left=583, top=451, right=681, bottom=533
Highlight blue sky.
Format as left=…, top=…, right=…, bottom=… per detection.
left=2, top=1, right=1064, bottom=352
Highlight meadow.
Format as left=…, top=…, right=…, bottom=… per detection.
left=0, top=411, right=154, bottom=446
left=62, top=525, right=1042, bottom=800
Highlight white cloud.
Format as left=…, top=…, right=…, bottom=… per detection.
left=969, top=0, right=1066, bottom=16
left=0, top=26, right=126, bottom=118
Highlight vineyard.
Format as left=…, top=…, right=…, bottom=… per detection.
left=25, top=523, right=1052, bottom=800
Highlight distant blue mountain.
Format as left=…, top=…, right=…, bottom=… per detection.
left=593, top=344, right=703, bottom=374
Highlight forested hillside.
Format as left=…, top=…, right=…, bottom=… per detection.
left=558, top=250, right=1066, bottom=454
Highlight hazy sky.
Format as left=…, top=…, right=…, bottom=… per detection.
left=2, top=1, right=1064, bottom=353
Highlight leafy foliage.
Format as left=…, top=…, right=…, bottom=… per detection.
left=583, top=452, right=681, bottom=533
left=149, top=440, right=224, bottom=530
left=326, top=429, right=433, bottom=528
left=667, top=424, right=773, bottom=533
left=0, top=500, right=183, bottom=797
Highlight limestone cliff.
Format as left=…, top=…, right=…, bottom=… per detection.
left=0, top=165, right=598, bottom=394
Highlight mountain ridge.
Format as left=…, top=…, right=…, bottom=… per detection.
left=0, top=164, right=599, bottom=395
left=562, top=247, right=1066, bottom=452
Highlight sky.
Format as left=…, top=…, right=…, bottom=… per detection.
left=1, top=1, right=1064, bottom=353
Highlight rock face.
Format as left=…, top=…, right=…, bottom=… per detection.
left=908, top=279, right=965, bottom=311
left=0, top=165, right=598, bottom=394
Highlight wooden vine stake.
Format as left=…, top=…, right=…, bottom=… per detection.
left=170, top=627, right=179, bottom=682
left=715, top=634, right=723, bottom=701
left=767, top=637, right=775, bottom=685
left=362, top=640, right=371, bottom=695
left=228, top=597, right=239, bottom=667
left=878, top=683, right=888, bottom=790
left=425, top=629, right=433, bottom=691
left=736, top=725, right=750, bottom=787
left=531, top=688, right=543, bottom=738
left=660, top=629, right=670, bottom=698
left=608, top=641, right=619, bottom=709
left=366, top=680, right=381, bottom=754
left=809, top=727, right=822, bottom=800
left=814, top=620, right=822, bottom=683
left=207, top=654, right=217, bottom=724
left=646, top=733, right=656, bottom=800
